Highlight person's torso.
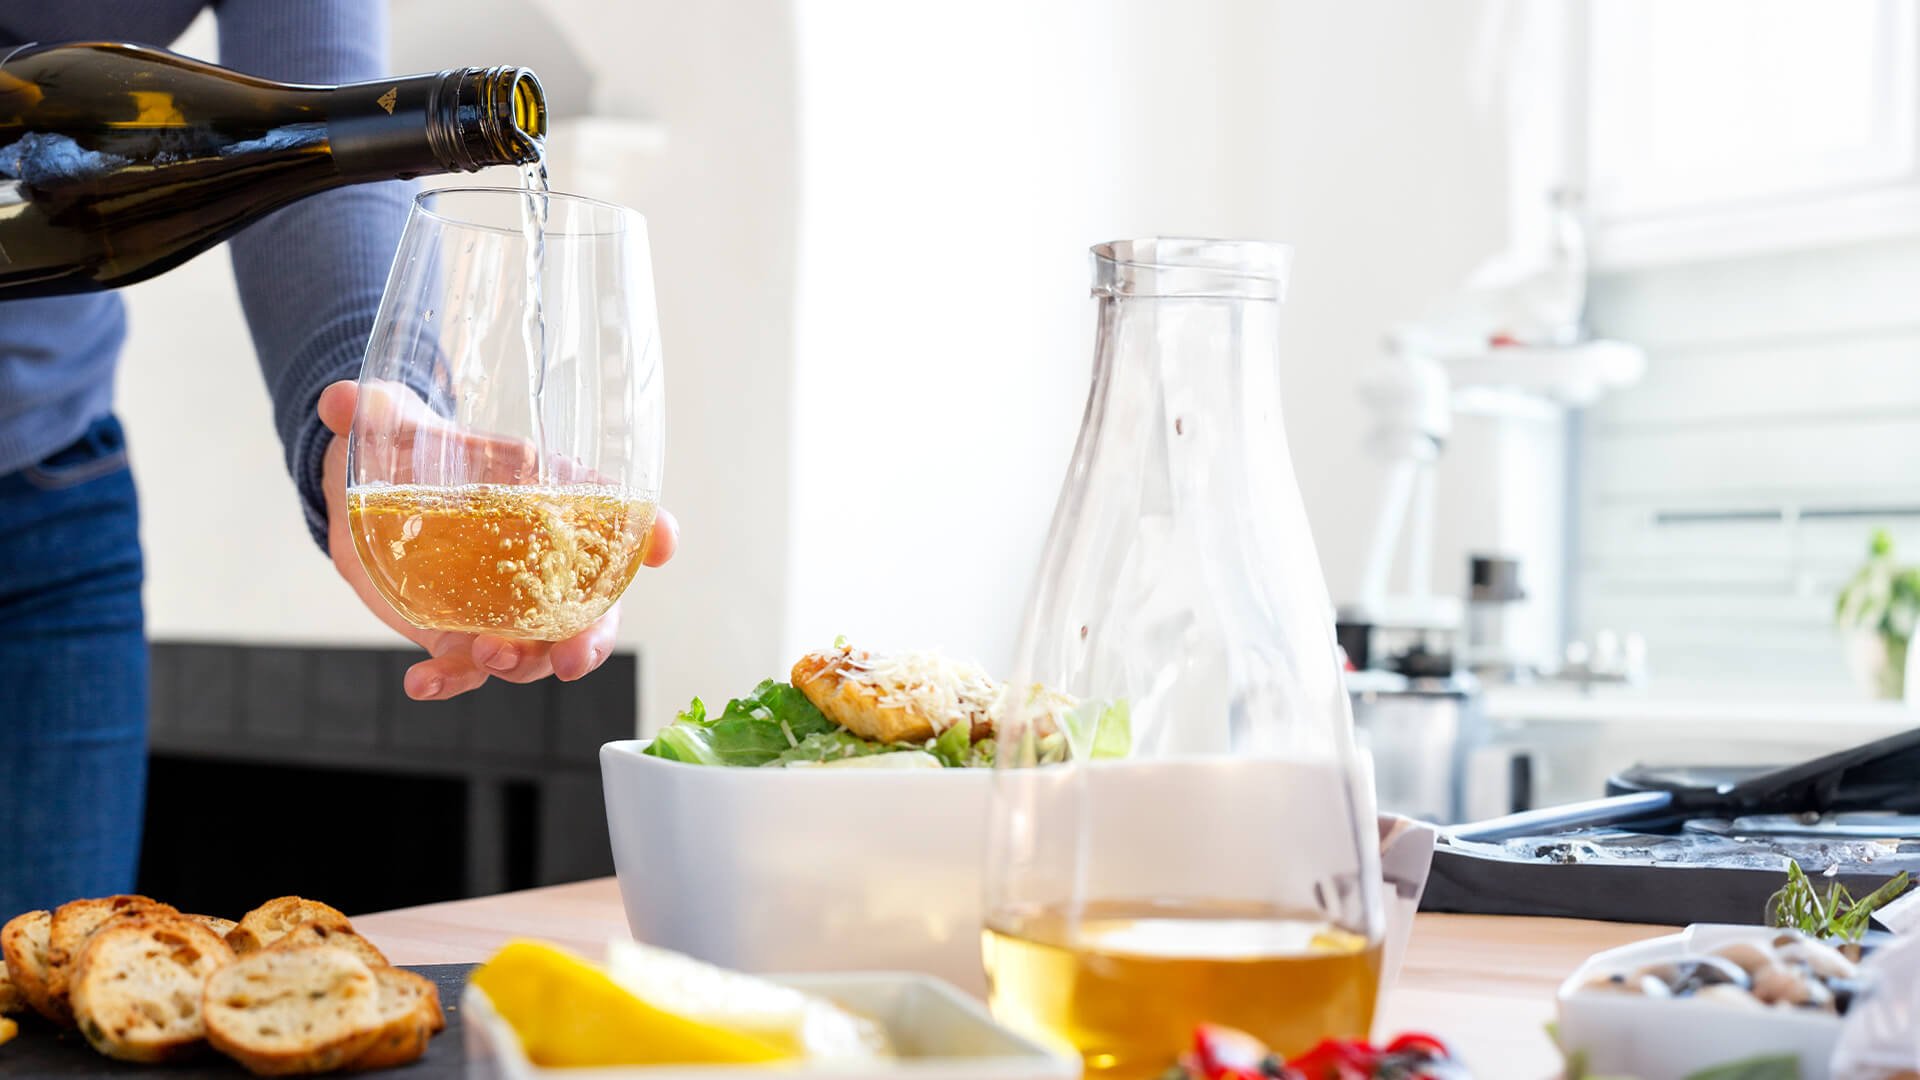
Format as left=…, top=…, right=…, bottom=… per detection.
left=0, top=1, right=210, bottom=475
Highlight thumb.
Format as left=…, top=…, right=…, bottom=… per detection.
left=317, top=380, right=358, bottom=439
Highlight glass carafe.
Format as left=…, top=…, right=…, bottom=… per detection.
left=984, top=238, right=1383, bottom=1078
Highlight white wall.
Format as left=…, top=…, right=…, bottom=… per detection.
left=785, top=0, right=1517, bottom=674
left=782, top=1, right=1120, bottom=667
left=122, top=1, right=1522, bottom=732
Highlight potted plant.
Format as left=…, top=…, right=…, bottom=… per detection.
left=1835, top=528, right=1920, bottom=699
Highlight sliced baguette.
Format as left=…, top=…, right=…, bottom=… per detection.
left=2, top=910, right=58, bottom=1023
left=188, top=915, right=239, bottom=939
left=70, top=915, right=234, bottom=1063
left=346, top=966, right=442, bottom=1070
left=226, top=897, right=352, bottom=955
left=0, top=954, right=19, bottom=1015
left=264, top=919, right=387, bottom=971
left=203, top=946, right=382, bottom=1075
left=48, top=895, right=179, bottom=1019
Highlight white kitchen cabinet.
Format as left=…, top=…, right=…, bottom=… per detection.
left=1586, top=0, right=1920, bottom=267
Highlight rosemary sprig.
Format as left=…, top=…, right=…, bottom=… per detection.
left=1764, top=859, right=1911, bottom=942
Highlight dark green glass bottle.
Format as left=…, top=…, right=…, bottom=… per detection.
left=0, top=41, right=546, bottom=297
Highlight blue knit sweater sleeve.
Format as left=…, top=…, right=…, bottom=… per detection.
left=217, top=0, right=413, bottom=551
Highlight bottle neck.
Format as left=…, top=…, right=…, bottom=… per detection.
left=328, top=66, right=545, bottom=180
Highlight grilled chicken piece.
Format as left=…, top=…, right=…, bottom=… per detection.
left=791, top=647, right=1000, bottom=744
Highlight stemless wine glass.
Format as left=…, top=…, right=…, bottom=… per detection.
left=984, top=239, right=1383, bottom=1079
left=347, top=187, right=663, bottom=642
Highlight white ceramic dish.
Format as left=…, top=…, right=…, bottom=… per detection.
left=1554, top=924, right=1845, bottom=1080
left=600, top=740, right=1436, bottom=998
left=461, top=971, right=1079, bottom=1079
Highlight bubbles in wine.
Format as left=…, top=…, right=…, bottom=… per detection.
left=347, top=482, right=656, bottom=641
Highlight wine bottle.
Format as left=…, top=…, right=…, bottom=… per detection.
left=0, top=41, right=546, bottom=298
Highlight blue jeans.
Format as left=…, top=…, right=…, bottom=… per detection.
left=0, top=415, right=147, bottom=915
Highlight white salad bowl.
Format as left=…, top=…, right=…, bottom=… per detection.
left=1555, top=924, right=1847, bottom=1080
left=599, top=740, right=1435, bottom=999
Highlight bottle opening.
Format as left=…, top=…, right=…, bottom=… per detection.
left=511, top=70, right=547, bottom=142
left=1092, top=237, right=1292, bottom=301
left=426, top=67, right=548, bottom=170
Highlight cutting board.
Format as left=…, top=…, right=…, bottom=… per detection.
left=4, top=963, right=477, bottom=1078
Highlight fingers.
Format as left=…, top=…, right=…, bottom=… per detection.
left=551, top=606, right=621, bottom=682
left=405, top=615, right=623, bottom=697
left=325, top=378, right=444, bottom=441
left=471, top=634, right=556, bottom=684
left=470, top=432, right=541, bottom=485
left=402, top=631, right=490, bottom=700
left=320, top=379, right=645, bottom=492
left=643, top=508, right=678, bottom=568
left=318, top=380, right=357, bottom=438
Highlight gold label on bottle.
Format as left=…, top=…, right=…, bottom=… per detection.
left=376, top=86, right=398, bottom=114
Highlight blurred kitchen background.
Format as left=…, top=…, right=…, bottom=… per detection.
left=116, top=0, right=1920, bottom=906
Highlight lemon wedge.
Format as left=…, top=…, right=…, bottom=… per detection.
left=470, top=940, right=794, bottom=1067
left=606, top=938, right=893, bottom=1061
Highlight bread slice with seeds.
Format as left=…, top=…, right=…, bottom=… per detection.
left=70, top=915, right=234, bottom=1063
left=264, top=919, right=387, bottom=971
left=203, top=946, right=382, bottom=1075
left=0, top=911, right=52, bottom=1021
left=48, top=895, right=179, bottom=1019
left=225, top=897, right=352, bottom=955
left=346, top=966, right=443, bottom=1070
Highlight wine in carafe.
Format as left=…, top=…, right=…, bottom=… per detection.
left=984, top=901, right=1381, bottom=1077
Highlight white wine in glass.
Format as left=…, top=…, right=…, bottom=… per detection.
left=348, top=187, right=664, bottom=642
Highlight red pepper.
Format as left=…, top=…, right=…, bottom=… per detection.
left=1288, top=1038, right=1381, bottom=1078
left=1384, top=1032, right=1450, bottom=1059
left=1186, top=1028, right=1459, bottom=1080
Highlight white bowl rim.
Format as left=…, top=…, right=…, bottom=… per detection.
left=603, top=739, right=992, bottom=780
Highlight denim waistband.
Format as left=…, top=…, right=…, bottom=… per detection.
left=34, top=414, right=124, bottom=470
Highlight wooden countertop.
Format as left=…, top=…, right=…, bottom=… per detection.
left=356, top=878, right=1668, bottom=1079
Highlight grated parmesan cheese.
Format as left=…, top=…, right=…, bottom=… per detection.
left=839, top=649, right=1001, bottom=733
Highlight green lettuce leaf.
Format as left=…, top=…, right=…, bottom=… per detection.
left=1059, top=699, right=1132, bottom=761
left=643, top=716, right=721, bottom=765
left=1035, top=731, right=1069, bottom=765
left=925, top=721, right=973, bottom=768
left=643, top=680, right=839, bottom=767
left=967, top=737, right=997, bottom=767
left=1090, top=700, right=1130, bottom=759
left=772, top=730, right=903, bottom=766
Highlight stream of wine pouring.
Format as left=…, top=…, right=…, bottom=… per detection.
left=521, top=151, right=551, bottom=483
